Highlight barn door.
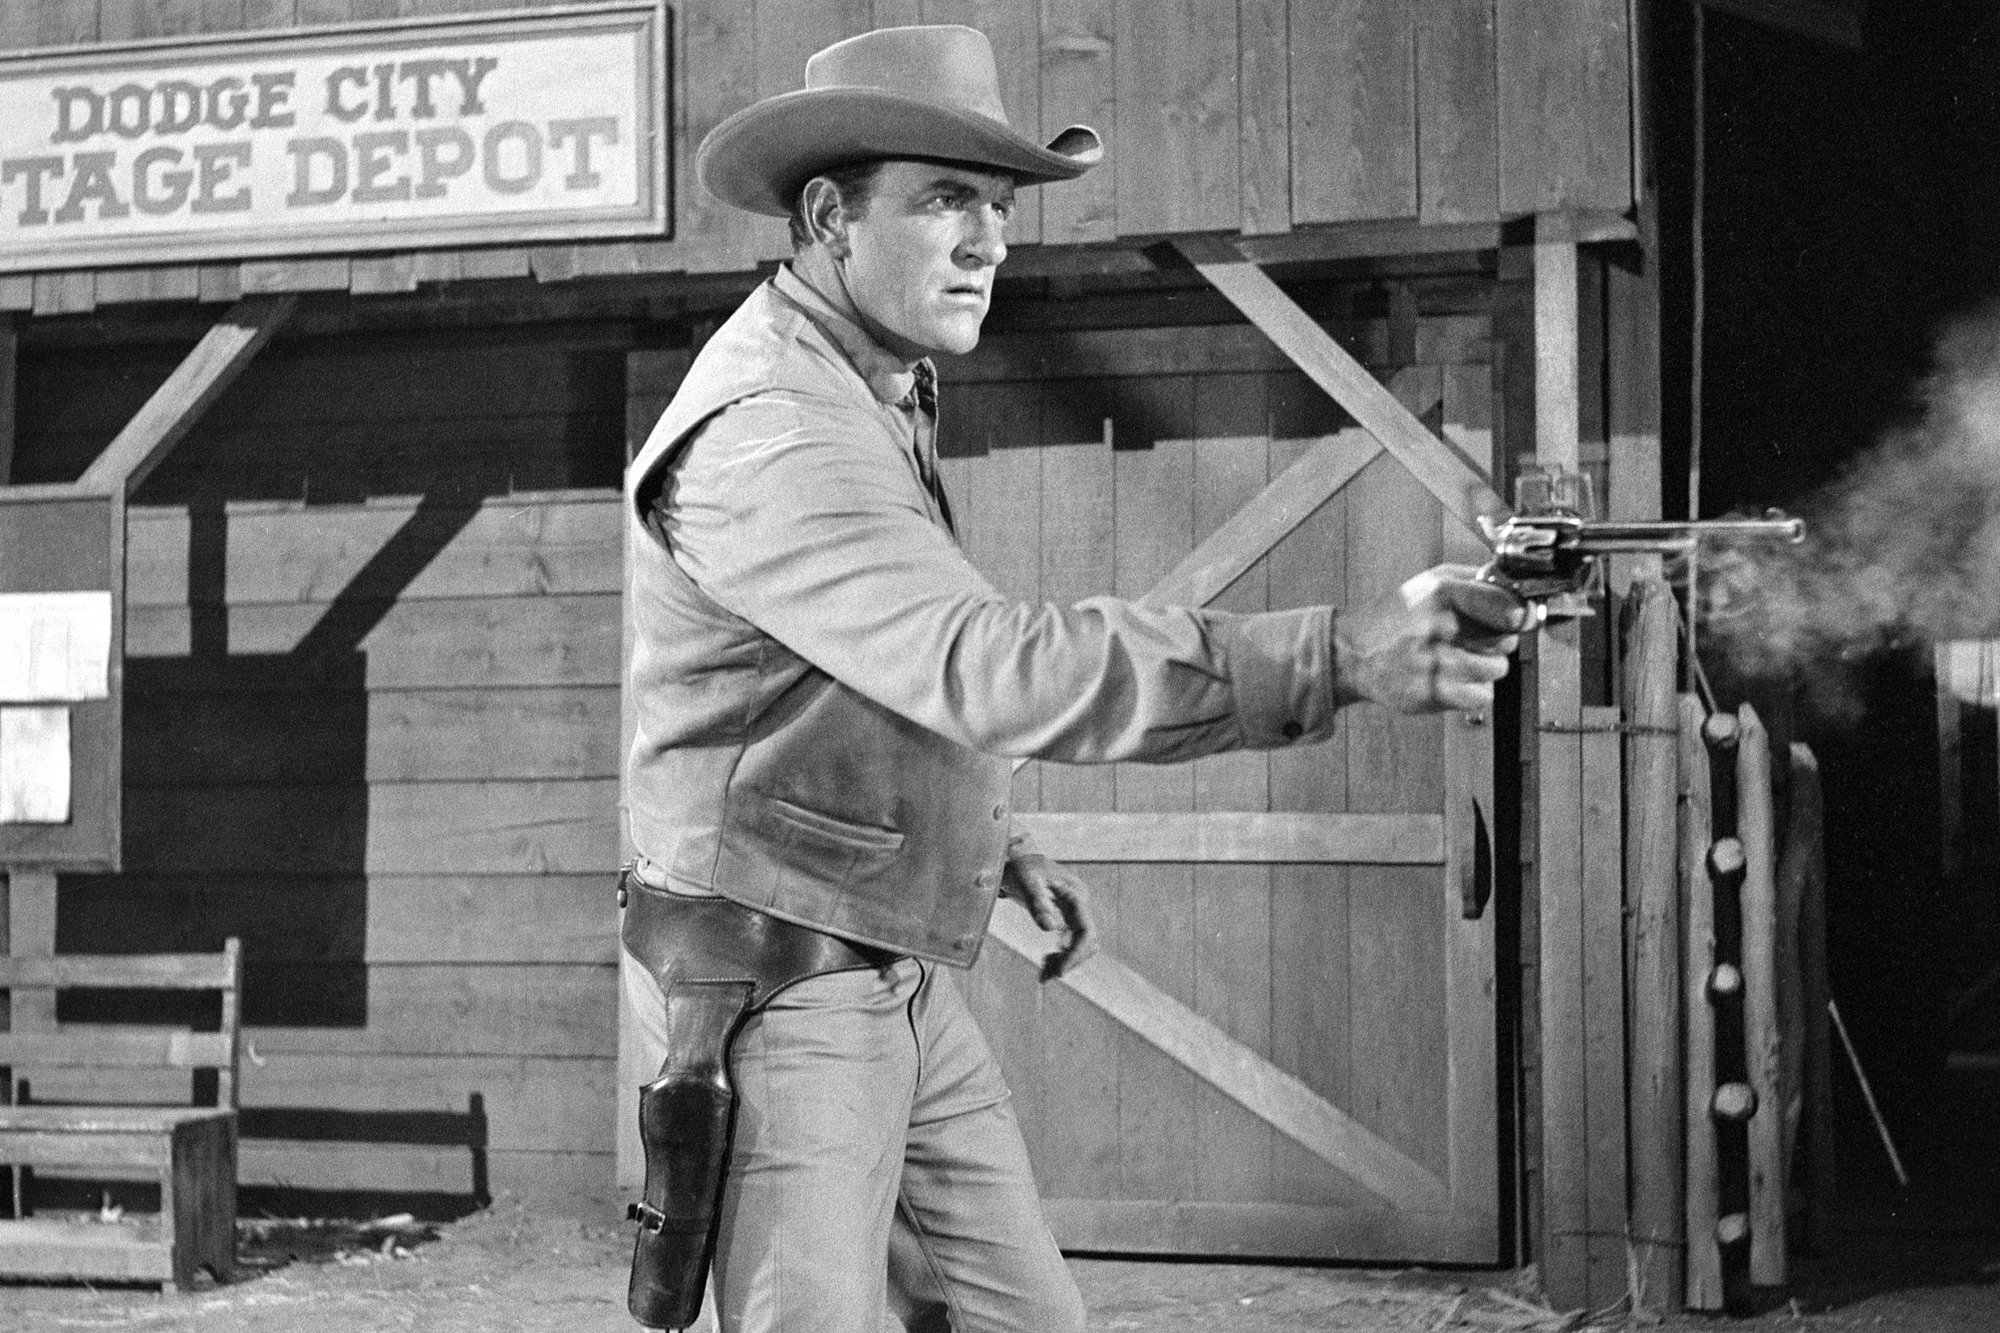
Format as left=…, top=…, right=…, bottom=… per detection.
left=946, top=312, right=1502, bottom=1261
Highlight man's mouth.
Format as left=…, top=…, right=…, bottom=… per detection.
left=941, top=284, right=987, bottom=303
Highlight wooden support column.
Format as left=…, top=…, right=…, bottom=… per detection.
left=1788, top=744, right=1836, bottom=1253
left=4, top=871, right=54, bottom=1037
left=1526, top=213, right=1628, bottom=1313
left=2, top=866, right=53, bottom=1215
left=1579, top=705, right=1628, bottom=1306
left=1530, top=212, right=1591, bottom=1312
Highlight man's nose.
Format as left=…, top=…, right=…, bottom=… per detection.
left=960, top=205, right=1008, bottom=267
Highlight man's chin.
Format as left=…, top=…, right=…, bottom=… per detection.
left=929, top=320, right=984, bottom=356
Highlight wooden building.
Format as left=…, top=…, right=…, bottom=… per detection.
left=0, top=0, right=1720, bottom=1313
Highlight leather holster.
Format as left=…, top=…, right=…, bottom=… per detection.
left=619, top=869, right=893, bottom=1330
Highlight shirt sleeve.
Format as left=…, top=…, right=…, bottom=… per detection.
left=653, top=390, right=1349, bottom=765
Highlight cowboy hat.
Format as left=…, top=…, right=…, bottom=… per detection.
left=697, top=25, right=1103, bottom=217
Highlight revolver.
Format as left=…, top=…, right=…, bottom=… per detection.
left=1476, top=466, right=1803, bottom=612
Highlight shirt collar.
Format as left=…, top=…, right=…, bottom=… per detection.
left=771, top=264, right=933, bottom=410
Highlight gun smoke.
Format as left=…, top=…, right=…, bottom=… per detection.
left=1698, top=305, right=2000, bottom=714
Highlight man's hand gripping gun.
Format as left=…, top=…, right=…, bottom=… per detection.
left=1474, top=467, right=1803, bottom=613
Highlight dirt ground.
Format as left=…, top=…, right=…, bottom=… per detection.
left=3, top=1195, right=1999, bottom=1333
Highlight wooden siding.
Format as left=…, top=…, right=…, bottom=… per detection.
left=20, top=327, right=627, bottom=1210
left=0, top=0, right=1632, bottom=307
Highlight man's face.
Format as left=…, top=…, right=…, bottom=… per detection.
left=837, top=159, right=1016, bottom=360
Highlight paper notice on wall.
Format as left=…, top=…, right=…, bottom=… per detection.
left=0, top=591, right=112, bottom=702
left=0, top=705, right=71, bottom=823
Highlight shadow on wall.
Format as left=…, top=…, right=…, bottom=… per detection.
left=64, top=494, right=486, bottom=1028
left=38, top=328, right=624, bottom=1028
left=13, top=323, right=628, bottom=1216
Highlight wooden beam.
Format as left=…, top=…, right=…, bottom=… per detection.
left=1010, top=422, right=1391, bottom=782
left=1581, top=706, right=1629, bottom=1305
left=1040, top=1196, right=1494, bottom=1261
left=1141, top=429, right=1381, bottom=609
left=1173, top=235, right=1507, bottom=539
left=0, top=1031, right=232, bottom=1070
left=1013, top=812, right=1444, bottom=865
left=0, top=954, right=237, bottom=990
left=986, top=900, right=1451, bottom=1211
left=1701, top=0, right=1864, bottom=49
left=77, top=295, right=296, bottom=499
left=1529, top=217, right=1595, bottom=1312
left=1535, top=217, right=1583, bottom=466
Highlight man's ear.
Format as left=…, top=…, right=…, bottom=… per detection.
left=801, top=177, right=850, bottom=258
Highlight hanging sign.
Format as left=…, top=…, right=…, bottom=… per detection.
left=0, top=1, right=668, bottom=273
left=0, top=492, right=121, bottom=867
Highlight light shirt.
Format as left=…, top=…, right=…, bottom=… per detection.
left=646, top=263, right=1345, bottom=769
left=622, top=264, right=1346, bottom=959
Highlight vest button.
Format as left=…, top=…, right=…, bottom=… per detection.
left=991, top=803, right=1007, bottom=820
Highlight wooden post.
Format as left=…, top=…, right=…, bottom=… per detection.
left=1789, top=743, right=1837, bottom=1250
left=1773, top=743, right=1810, bottom=1227
left=1737, top=704, right=1786, bottom=1284
left=4, top=865, right=57, bottom=1213
left=1580, top=706, right=1627, bottom=1308
left=1680, top=694, right=1723, bottom=1309
left=1530, top=212, right=1602, bottom=1313
left=1624, top=579, right=1682, bottom=1308
left=4, top=872, right=55, bottom=1037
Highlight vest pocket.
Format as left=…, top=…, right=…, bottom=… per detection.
left=729, top=789, right=906, bottom=888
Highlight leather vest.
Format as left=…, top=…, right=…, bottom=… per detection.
left=623, top=282, right=1013, bottom=966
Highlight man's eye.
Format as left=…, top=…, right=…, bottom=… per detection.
left=994, top=201, right=1015, bottom=222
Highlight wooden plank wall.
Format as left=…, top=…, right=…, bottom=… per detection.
left=17, top=327, right=628, bottom=1209
left=0, top=0, right=1633, bottom=309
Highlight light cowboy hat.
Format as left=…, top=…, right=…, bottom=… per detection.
left=697, top=25, right=1103, bottom=217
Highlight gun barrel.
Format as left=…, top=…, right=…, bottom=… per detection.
left=1574, top=516, right=1804, bottom=553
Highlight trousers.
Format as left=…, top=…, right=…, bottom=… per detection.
left=621, top=943, right=1085, bottom=1333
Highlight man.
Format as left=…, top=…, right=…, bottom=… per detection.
left=620, top=25, right=1529, bottom=1333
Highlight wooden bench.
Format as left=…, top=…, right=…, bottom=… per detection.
left=0, top=939, right=241, bottom=1290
